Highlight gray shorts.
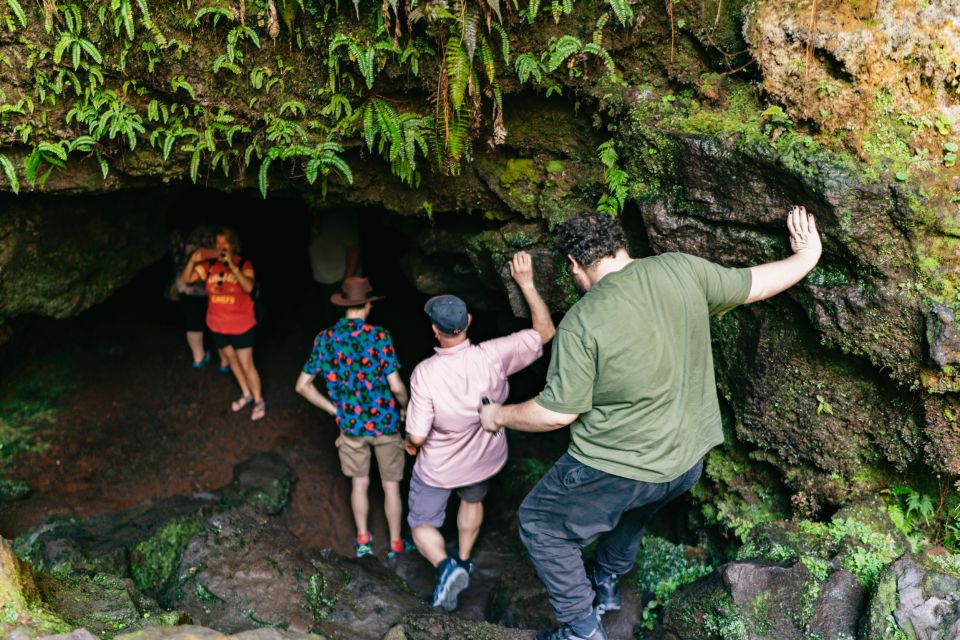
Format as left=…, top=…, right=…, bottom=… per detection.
left=407, top=470, right=489, bottom=529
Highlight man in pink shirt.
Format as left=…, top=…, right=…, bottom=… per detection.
left=404, top=251, right=556, bottom=612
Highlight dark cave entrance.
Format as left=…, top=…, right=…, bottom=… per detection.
left=0, top=186, right=565, bottom=557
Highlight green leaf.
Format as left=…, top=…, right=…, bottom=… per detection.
left=0, top=153, right=19, bottom=193
left=445, top=37, right=469, bottom=111
left=258, top=156, right=272, bottom=198
left=96, top=151, right=109, bottom=179
left=606, top=0, right=632, bottom=26
left=189, top=149, right=201, bottom=182
left=38, top=141, right=67, bottom=160
left=6, top=0, right=26, bottom=29
left=78, top=39, right=102, bottom=64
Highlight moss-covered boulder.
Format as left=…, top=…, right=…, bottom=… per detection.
left=656, top=496, right=918, bottom=639
left=0, top=478, right=30, bottom=503
left=860, top=551, right=960, bottom=640
left=0, top=535, right=71, bottom=636
left=13, top=495, right=217, bottom=593
left=167, top=507, right=426, bottom=639
left=654, top=558, right=864, bottom=640
left=14, top=453, right=297, bottom=598
left=214, top=452, right=296, bottom=517
left=33, top=571, right=187, bottom=639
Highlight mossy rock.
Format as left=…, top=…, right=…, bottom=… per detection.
left=34, top=570, right=188, bottom=639
left=861, top=551, right=960, bottom=640
left=0, top=536, right=71, bottom=637
left=215, top=452, right=297, bottom=516
left=14, top=496, right=219, bottom=590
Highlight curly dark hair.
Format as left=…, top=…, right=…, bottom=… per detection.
left=555, top=212, right=628, bottom=268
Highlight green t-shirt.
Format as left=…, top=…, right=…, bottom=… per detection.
left=535, top=253, right=752, bottom=482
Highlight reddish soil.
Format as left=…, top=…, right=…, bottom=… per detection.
left=0, top=311, right=381, bottom=556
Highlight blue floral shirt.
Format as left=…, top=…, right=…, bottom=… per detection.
left=303, top=318, right=401, bottom=437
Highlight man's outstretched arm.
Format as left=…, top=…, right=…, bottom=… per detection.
left=480, top=398, right=578, bottom=434
left=746, top=206, right=822, bottom=304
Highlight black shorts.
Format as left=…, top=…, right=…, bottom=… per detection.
left=178, top=295, right=208, bottom=333
left=210, top=327, right=255, bottom=350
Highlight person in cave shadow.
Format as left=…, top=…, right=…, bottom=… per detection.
left=480, top=208, right=822, bottom=640
left=169, top=224, right=229, bottom=372
left=403, top=251, right=556, bottom=613
left=294, top=276, right=412, bottom=559
left=181, top=227, right=266, bottom=421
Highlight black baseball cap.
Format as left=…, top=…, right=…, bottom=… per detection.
left=424, top=295, right=469, bottom=335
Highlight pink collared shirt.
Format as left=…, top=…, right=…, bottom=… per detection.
left=406, top=329, right=544, bottom=489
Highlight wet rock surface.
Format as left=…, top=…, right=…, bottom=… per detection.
left=168, top=507, right=426, bottom=639
left=13, top=453, right=296, bottom=590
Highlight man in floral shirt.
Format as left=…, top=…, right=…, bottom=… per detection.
left=295, top=277, right=411, bottom=558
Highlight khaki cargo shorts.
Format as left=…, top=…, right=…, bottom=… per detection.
left=335, top=432, right=405, bottom=482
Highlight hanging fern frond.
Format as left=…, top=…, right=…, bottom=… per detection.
left=445, top=37, right=470, bottom=111
left=490, top=21, right=510, bottom=65
left=477, top=33, right=496, bottom=83
left=0, top=153, right=19, bottom=193
left=583, top=43, right=616, bottom=76
left=6, top=0, right=26, bottom=29
left=348, top=40, right=376, bottom=89
left=526, top=0, right=541, bottom=23
left=362, top=101, right=376, bottom=150
left=463, top=4, right=480, bottom=62
left=606, top=0, right=632, bottom=26
left=327, top=32, right=351, bottom=91
left=445, top=107, right=470, bottom=164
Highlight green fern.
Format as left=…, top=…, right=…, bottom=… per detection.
left=515, top=53, right=542, bottom=84
left=463, top=4, right=480, bottom=62
left=0, top=153, right=19, bottom=193
left=596, top=140, right=630, bottom=214
left=477, top=33, right=496, bottom=83
left=542, top=34, right=582, bottom=72
left=606, top=0, right=633, bottom=26
left=490, top=21, right=510, bottom=64
left=5, top=0, right=26, bottom=30
left=193, top=6, right=235, bottom=28
left=445, top=37, right=470, bottom=111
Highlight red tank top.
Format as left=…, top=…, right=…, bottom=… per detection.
left=200, top=257, right=256, bottom=334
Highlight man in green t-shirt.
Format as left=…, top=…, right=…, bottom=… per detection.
left=480, top=208, right=822, bottom=640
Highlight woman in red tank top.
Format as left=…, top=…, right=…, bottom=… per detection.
left=180, top=227, right=266, bottom=421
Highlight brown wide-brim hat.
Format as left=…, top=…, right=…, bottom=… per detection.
left=330, top=277, right=385, bottom=307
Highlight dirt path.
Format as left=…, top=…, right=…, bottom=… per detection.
left=0, top=307, right=420, bottom=557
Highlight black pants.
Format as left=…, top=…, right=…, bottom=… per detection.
left=518, top=453, right=703, bottom=624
